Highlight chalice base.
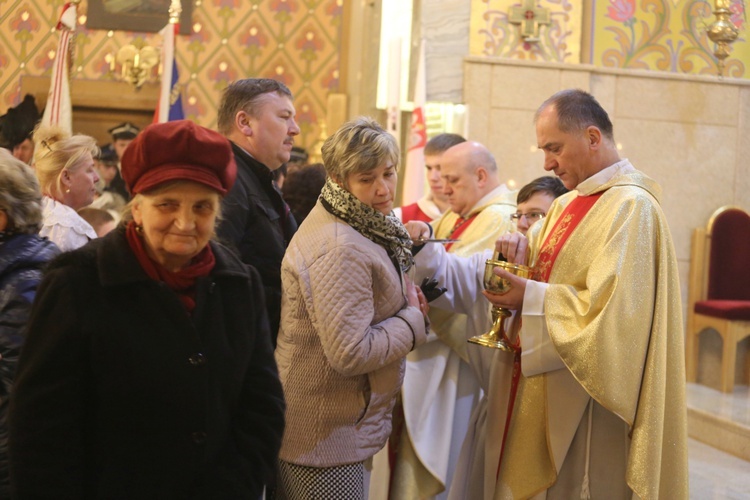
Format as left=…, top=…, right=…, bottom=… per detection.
left=467, top=307, right=515, bottom=352
left=468, top=332, right=515, bottom=351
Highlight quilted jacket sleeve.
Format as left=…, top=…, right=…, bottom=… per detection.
left=300, top=244, right=426, bottom=377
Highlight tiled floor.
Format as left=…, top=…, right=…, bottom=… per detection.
left=689, top=438, right=750, bottom=499
left=687, top=383, right=750, bottom=499
left=687, top=383, right=750, bottom=429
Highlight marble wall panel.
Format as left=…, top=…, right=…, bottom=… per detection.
left=560, top=70, right=591, bottom=95
left=488, top=107, right=543, bottom=188
left=423, top=0, right=471, bottom=103
left=490, top=64, right=561, bottom=110
left=737, top=88, right=750, bottom=209
left=590, top=73, right=617, bottom=113
left=615, top=77, right=740, bottom=126
left=617, top=118, right=737, bottom=261
left=465, top=64, right=492, bottom=145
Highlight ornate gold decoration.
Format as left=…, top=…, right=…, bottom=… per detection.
left=168, top=0, right=182, bottom=24
left=508, top=0, right=550, bottom=43
left=116, top=41, right=159, bottom=89
left=706, top=0, right=741, bottom=76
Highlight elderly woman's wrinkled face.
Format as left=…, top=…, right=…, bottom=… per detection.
left=132, top=181, right=220, bottom=272
left=63, top=152, right=100, bottom=210
left=345, top=161, right=397, bottom=216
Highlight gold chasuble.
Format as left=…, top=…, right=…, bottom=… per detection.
left=495, top=162, right=687, bottom=500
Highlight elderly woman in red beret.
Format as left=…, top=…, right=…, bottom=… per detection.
left=9, top=120, right=285, bottom=499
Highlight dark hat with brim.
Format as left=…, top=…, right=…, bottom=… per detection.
left=108, top=122, right=140, bottom=140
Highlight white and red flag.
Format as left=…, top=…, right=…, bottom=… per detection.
left=41, top=1, right=77, bottom=133
left=402, top=39, right=427, bottom=205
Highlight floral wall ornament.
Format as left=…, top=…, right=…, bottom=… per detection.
left=607, top=0, right=636, bottom=26
left=602, top=0, right=671, bottom=70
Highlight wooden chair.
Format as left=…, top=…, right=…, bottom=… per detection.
left=686, top=206, right=750, bottom=392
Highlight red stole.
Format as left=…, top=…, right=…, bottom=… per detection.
left=496, top=191, right=604, bottom=478
left=533, top=192, right=604, bottom=282
left=444, top=213, right=478, bottom=251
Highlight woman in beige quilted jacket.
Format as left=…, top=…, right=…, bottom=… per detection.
left=275, top=117, right=429, bottom=499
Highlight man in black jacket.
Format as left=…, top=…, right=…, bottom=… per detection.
left=217, top=79, right=300, bottom=346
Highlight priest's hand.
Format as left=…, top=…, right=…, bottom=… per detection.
left=495, top=232, right=528, bottom=265
left=481, top=268, right=527, bottom=310
left=405, top=220, right=431, bottom=243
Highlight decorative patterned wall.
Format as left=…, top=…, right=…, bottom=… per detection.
left=0, top=0, right=343, bottom=151
left=592, top=0, right=747, bottom=77
left=470, top=0, right=749, bottom=78
left=470, top=0, right=583, bottom=62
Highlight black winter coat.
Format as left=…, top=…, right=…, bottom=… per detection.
left=217, top=144, right=297, bottom=346
left=0, top=234, right=59, bottom=498
left=8, top=227, right=285, bottom=499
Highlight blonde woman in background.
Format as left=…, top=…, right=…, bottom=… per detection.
left=33, top=126, right=99, bottom=251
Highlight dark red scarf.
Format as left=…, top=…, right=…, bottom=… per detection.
left=125, top=221, right=215, bottom=314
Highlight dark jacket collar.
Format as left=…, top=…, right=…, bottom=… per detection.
left=230, top=142, right=275, bottom=184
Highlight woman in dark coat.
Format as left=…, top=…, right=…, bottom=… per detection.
left=0, top=150, right=60, bottom=498
left=9, top=120, right=285, bottom=499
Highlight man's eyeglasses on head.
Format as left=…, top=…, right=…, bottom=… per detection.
left=510, top=211, right=546, bottom=222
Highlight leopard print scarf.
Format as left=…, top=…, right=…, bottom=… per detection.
left=320, top=177, right=414, bottom=272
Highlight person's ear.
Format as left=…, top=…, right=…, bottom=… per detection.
left=61, top=169, right=72, bottom=188
left=587, top=126, right=602, bottom=150
left=331, top=174, right=346, bottom=189
left=0, top=210, right=8, bottom=232
left=236, top=111, right=253, bottom=136
left=476, top=167, right=487, bottom=186
left=131, top=201, right=143, bottom=225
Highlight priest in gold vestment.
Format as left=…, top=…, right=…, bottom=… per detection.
left=489, top=89, right=688, bottom=499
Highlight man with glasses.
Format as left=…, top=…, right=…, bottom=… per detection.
left=510, top=176, right=568, bottom=235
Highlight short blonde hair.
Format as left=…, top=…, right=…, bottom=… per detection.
left=321, top=117, right=399, bottom=185
left=33, top=126, right=98, bottom=198
left=0, top=148, right=43, bottom=234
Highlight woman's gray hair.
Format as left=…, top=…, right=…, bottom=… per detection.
left=33, top=126, right=99, bottom=198
left=0, top=148, right=43, bottom=234
left=321, top=117, right=399, bottom=185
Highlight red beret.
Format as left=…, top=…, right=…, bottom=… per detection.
left=121, top=120, right=236, bottom=195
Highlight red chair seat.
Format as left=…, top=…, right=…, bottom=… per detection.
left=695, top=300, right=750, bottom=320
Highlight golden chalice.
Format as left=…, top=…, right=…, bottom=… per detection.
left=468, top=259, right=532, bottom=351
